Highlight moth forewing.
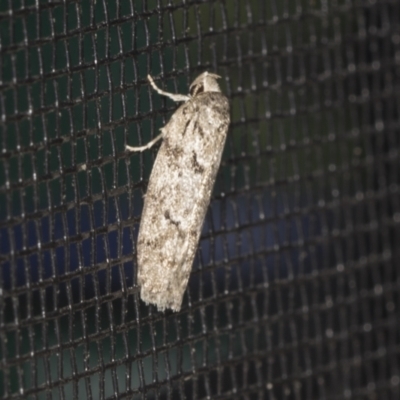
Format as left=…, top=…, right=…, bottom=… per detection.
left=127, top=72, right=230, bottom=311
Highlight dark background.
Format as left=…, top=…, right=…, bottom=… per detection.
left=0, top=0, right=399, bottom=399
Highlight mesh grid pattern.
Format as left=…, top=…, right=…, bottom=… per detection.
left=0, top=0, right=400, bottom=399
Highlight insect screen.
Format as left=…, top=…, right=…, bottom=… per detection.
left=0, top=1, right=399, bottom=399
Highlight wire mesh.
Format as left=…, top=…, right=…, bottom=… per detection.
left=0, top=0, right=399, bottom=399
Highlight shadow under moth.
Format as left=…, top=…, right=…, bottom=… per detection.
left=127, top=72, right=230, bottom=312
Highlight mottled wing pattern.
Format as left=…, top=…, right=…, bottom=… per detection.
left=137, top=92, right=230, bottom=311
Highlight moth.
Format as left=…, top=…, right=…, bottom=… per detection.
left=127, top=72, right=230, bottom=311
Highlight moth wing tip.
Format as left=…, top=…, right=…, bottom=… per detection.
left=140, top=288, right=183, bottom=312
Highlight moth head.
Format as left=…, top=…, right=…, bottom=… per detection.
left=189, top=71, right=221, bottom=97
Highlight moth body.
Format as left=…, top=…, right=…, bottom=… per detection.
left=127, top=72, right=230, bottom=311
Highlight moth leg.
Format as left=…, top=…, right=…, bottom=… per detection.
left=147, top=75, right=190, bottom=103
left=126, top=131, right=164, bottom=152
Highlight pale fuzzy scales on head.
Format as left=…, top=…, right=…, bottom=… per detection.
left=189, top=72, right=222, bottom=96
